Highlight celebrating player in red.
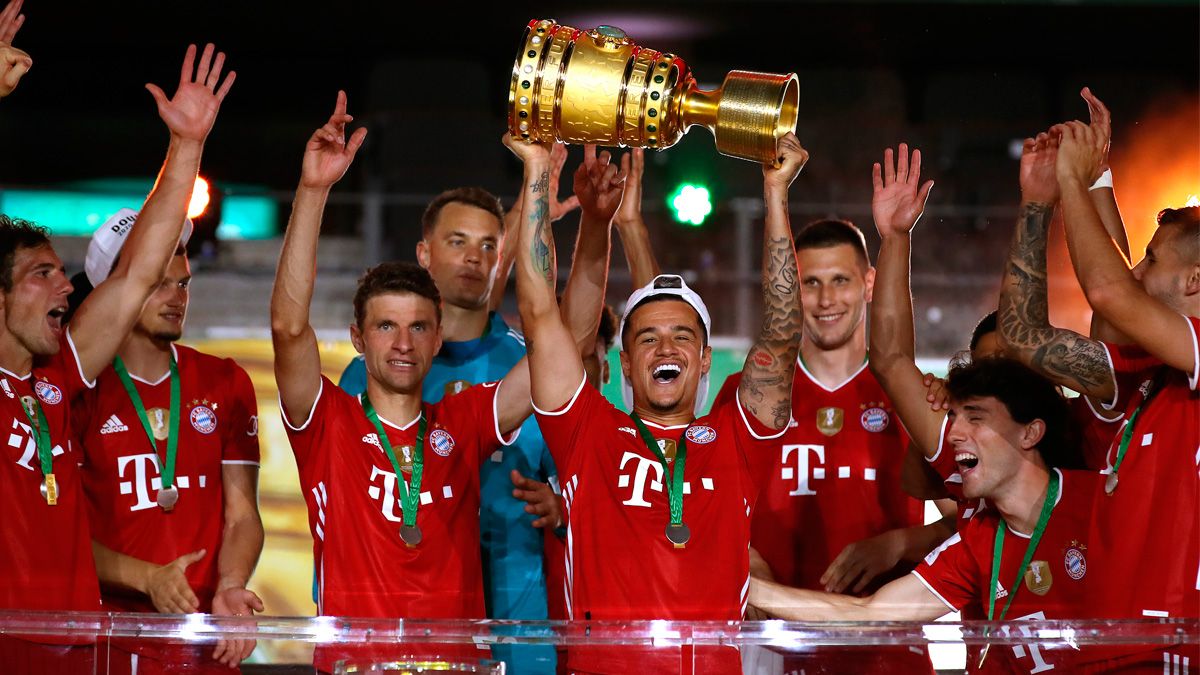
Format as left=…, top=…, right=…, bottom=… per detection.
left=509, top=131, right=806, bottom=674
left=0, top=40, right=223, bottom=670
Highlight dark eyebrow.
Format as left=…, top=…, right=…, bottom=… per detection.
left=671, top=325, right=698, bottom=337
left=962, top=403, right=988, bottom=414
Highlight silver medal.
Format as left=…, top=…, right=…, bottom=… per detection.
left=157, top=485, right=179, bottom=511
left=400, top=524, right=423, bottom=546
left=1104, top=472, right=1118, bottom=496
left=665, top=523, right=691, bottom=547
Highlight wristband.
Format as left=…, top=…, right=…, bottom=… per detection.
left=1089, top=168, right=1113, bottom=191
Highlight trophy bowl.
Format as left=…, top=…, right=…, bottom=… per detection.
left=508, top=19, right=799, bottom=164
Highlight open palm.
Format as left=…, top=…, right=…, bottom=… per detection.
left=872, top=143, right=934, bottom=237
left=146, top=43, right=236, bottom=142
left=301, top=90, right=368, bottom=189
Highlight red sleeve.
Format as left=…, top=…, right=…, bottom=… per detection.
left=911, top=523, right=985, bottom=613
left=281, top=375, right=345, bottom=488
left=439, top=381, right=513, bottom=464
left=533, top=377, right=610, bottom=476
left=708, top=386, right=789, bottom=482
left=925, top=416, right=966, bottom=500
left=711, top=372, right=741, bottom=411
left=52, top=329, right=97, bottom=403
left=222, top=360, right=261, bottom=465
left=1101, top=341, right=1163, bottom=413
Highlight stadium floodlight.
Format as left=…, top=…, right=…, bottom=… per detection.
left=669, top=183, right=713, bottom=227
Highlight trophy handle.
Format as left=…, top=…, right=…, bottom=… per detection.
left=680, top=71, right=799, bottom=165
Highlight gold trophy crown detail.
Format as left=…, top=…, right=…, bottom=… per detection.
left=508, top=19, right=799, bottom=164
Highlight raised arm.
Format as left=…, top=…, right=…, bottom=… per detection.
left=612, top=148, right=661, bottom=288
left=749, top=573, right=947, bottom=623
left=737, top=133, right=806, bottom=430
left=562, top=144, right=625, bottom=353
left=1056, top=95, right=1198, bottom=374
left=866, top=144, right=944, bottom=455
left=271, top=92, right=367, bottom=420
left=507, top=135, right=586, bottom=411
left=997, top=130, right=1116, bottom=400
left=489, top=143, right=578, bottom=311
left=70, top=43, right=234, bottom=382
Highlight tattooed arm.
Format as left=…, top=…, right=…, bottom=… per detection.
left=737, top=133, right=807, bottom=430
left=997, top=131, right=1116, bottom=400
left=505, top=134, right=586, bottom=412
left=867, top=144, right=945, bottom=456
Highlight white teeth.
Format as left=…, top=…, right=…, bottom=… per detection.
left=653, top=364, right=681, bottom=377
left=955, top=452, right=977, bottom=462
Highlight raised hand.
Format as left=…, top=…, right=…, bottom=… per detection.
left=510, top=469, right=562, bottom=529
left=145, top=548, right=205, bottom=614
left=145, top=43, right=236, bottom=143
left=0, top=41, right=29, bottom=98
left=300, top=90, right=368, bottom=189
left=820, top=529, right=905, bottom=594
left=872, top=143, right=934, bottom=238
left=1055, top=120, right=1107, bottom=189
left=0, top=0, right=24, bottom=45
left=922, top=372, right=950, bottom=411
left=547, top=143, right=581, bottom=222
left=1019, top=130, right=1060, bottom=205
left=763, top=132, right=808, bottom=191
left=614, top=147, right=645, bottom=226
left=211, top=586, right=265, bottom=667
left=502, top=130, right=554, bottom=166
left=574, top=144, right=629, bottom=223
left=1080, top=87, right=1112, bottom=172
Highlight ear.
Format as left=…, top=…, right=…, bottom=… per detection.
left=1020, top=418, right=1046, bottom=450
left=601, top=359, right=611, bottom=386
left=619, top=349, right=631, bottom=382
left=416, top=240, right=431, bottom=270
left=1184, top=263, right=1200, bottom=297
left=349, top=323, right=365, bottom=354
left=700, top=344, right=713, bottom=375
left=863, top=266, right=877, bottom=303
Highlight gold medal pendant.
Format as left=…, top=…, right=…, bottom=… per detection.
left=41, top=473, right=58, bottom=506
left=1104, top=472, right=1118, bottom=496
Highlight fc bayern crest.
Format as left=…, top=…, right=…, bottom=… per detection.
left=860, top=406, right=890, bottom=433
left=429, top=429, right=455, bottom=457
left=685, top=426, right=717, bottom=444
left=1064, top=543, right=1087, bottom=581
left=190, top=405, right=218, bottom=434
left=34, top=380, right=62, bottom=405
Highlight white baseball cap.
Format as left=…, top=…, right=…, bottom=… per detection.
left=618, top=274, right=712, bottom=415
left=85, top=208, right=193, bottom=286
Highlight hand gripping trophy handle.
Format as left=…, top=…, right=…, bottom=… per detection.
left=509, top=19, right=799, bottom=164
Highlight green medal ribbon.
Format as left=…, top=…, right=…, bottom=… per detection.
left=361, top=394, right=426, bottom=531
left=1105, top=370, right=1163, bottom=496
left=19, top=389, right=56, bottom=503
left=113, top=355, right=180, bottom=493
left=980, top=470, right=1060, bottom=667
left=629, top=413, right=689, bottom=545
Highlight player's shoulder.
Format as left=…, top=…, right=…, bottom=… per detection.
left=178, top=344, right=244, bottom=374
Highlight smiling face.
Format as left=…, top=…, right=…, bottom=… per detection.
left=619, top=299, right=711, bottom=417
left=416, top=202, right=502, bottom=311
left=134, top=254, right=191, bottom=342
left=797, top=243, right=874, bottom=352
left=946, top=395, right=1045, bottom=500
left=350, top=292, right=443, bottom=396
left=1, top=244, right=73, bottom=360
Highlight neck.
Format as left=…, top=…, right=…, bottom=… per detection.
left=118, top=332, right=174, bottom=379
left=364, top=377, right=424, bottom=426
left=441, top=302, right=490, bottom=342
left=799, top=328, right=866, bottom=388
left=993, top=464, right=1053, bottom=535
left=0, top=332, right=33, bottom=377
left=632, top=402, right=695, bottom=428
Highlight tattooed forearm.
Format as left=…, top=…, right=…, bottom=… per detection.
left=999, top=201, right=1114, bottom=397
left=740, top=233, right=803, bottom=429
left=528, top=171, right=553, bottom=284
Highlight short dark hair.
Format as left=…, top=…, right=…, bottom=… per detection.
left=597, top=304, right=618, bottom=352
left=353, top=262, right=442, bottom=328
left=0, top=215, right=51, bottom=292
left=794, top=219, right=871, bottom=268
left=1157, top=205, right=1200, bottom=263
left=945, top=357, right=1083, bottom=470
left=970, top=311, right=999, bottom=352
left=421, top=187, right=505, bottom=239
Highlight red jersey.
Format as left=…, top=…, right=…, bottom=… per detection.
left=536, top=378, right=784, bottom=674
left=74, top=344, right=260, bottom=613
left=715, top=359, right=924, bottom=592
left=1088, top=315, right=1200, bottom=621
left=284, top=377, right=509, bottom=672
left=1067, top=394, right=1122, bottom=472
left=914, top=469, right=1101, bottom=674
left=0, top=331, right=100, bottom=614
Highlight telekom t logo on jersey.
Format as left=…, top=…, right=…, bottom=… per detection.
left=116, top=453, right=202, bottom=511
left=617, top=450, right=715, bottom=507
left=781, top=444, right=825, bottom=496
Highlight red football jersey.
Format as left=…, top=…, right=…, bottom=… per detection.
left=715, top=360, right=924, bottom=592
left=536, top=378, right=784, bottom=674
left=914, top=469, right=1101, bottom=674
left=74, top=344, right=260, bottom=613
left=1088, top=314, right=1200, bottom=621
left=284, top=377, right=509, bottom=672
left=0, top=331, right=100, bottom=614
left=1067, top=394, right=1122, bottom=472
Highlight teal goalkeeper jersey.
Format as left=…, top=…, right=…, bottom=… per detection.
left=338, top=312, right=555, bottom=674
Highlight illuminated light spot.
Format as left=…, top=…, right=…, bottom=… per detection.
left=188, top=177, right=210, bottom=219
left=668, top=183, right=713, bottom=227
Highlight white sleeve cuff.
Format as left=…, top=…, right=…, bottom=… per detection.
left=735, top=388, right=789, bottom=440
left=927, top=415, right=950, bottom=463
left=64, top=328, right=96, bottom=389
left=490, top=380, right=522, bottom=447
left=1098, top=343, right=1120, bottom=412
left=281, top=379, right=323, bottom=431
left=532, top=376, right=587, bottom=417
left=910, top=571, right=960, bottom=613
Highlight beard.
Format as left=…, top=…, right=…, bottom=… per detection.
left=150, top=328, right=183, bottom=342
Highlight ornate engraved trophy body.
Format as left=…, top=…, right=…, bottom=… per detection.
left=508, top=19, right=799, bottom=164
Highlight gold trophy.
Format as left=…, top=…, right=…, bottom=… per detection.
left=508, top=19, right=799, bottom=164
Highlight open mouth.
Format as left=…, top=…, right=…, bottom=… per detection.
left=388, top=359, right=417, bottom=369
left=47, top=307, right=66, bottom=330
left=652, top=363, right=682, bottom=384
left=955, top=452, right=980, bottom=474
left=815, top=312, right=845, bottom=324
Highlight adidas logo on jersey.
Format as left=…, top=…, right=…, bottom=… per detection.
left=100, top=415, right=129, bottom=435
left=618, top=427, right=637, bottom=437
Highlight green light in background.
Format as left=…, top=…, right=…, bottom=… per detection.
left=668, top=183, right=713, bottom=226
